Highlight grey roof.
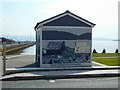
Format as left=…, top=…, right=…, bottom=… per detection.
left=34, top=10, right=96, bottom=29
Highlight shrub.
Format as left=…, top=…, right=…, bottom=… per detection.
left=102, top=49, right=106, bottom=53
left=93, top=49, right=97, bottom=53
left=115, top=49, right=119, bottom=53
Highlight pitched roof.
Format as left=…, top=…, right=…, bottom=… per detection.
left=34, top=10, right=96, bottom=29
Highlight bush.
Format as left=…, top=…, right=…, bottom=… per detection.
left=93, top=49, right=97, bottom=53
left=102, top=49, right=106, bottom=53
left=115, top=49, right=119, bottom=53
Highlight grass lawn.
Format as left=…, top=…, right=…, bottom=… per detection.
left=92, top=53, right=120, bottom=57
left=93, top=58, right=119, bottom=66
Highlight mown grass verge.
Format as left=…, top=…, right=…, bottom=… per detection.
left=92, top=53, right=120, bottom=57
left=92, top=58, right=119, bottom=66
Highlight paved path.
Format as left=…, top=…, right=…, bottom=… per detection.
left=6, top=55, right=37, bottom=68
left=4, top=55, right=104, bottom=68
left=92, top=61, right=107, bottom=66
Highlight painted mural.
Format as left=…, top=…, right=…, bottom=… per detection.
left=42, top=28, right=91, bottom=66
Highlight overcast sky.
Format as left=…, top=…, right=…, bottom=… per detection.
left=0, top=0, right=119, bottom=40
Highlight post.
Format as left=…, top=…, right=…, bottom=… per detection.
left=2, top=42, right=6, bottom=76
left=40, top=27, right=42, bottom=67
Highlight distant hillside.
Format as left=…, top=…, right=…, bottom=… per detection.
left=42, top=31, right=91, bottom=40
left=113, top=39, right=120, bottom=41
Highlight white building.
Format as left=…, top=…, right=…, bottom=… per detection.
left=34, top=10, right=95, bottom=68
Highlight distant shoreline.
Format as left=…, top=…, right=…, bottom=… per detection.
left=113, top=40, right=120, bottom=41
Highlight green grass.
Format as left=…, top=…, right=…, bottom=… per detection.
left=93, top=58, right=120, bottom=66
left=92, top=53, right=120, bottom=57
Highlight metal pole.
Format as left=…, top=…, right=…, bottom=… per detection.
left=2, top=42, right=6, bottom=76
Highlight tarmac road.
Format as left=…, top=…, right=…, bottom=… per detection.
left=2, top=77, right=119, bottom=88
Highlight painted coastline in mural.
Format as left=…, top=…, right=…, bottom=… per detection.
left=42, top=28, right=92, bottom=66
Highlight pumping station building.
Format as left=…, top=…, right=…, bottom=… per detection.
left=34, top=10, right=95, bottom=68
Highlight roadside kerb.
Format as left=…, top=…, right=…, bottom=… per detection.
left=1, top=71, right=119, bottom=81
left=5, top=66, right=120, bottom=75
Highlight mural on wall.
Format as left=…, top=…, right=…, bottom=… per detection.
left=42, top=29, right=91, bottom=66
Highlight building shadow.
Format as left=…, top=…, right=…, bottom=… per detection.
left=21, top=62, right=39, bottom=68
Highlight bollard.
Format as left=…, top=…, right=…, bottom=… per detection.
left=2, top=42, right=6, bottom=76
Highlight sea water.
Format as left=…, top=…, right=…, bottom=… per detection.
left=21, top=40, right=119, bottom=55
